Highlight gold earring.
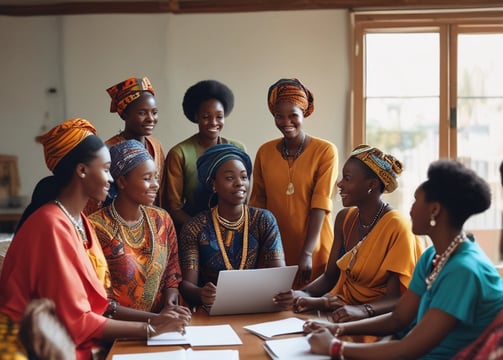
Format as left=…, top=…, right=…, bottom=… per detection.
left=429, top=215, right=436, bottom=227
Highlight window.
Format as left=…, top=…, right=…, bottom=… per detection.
left=351, top=11, right=503, bottom=245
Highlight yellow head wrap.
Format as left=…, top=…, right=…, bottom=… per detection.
left=350, top=144, right=403, bottom=193
left=36, top=118, right=97, bottom=172
left=267, top=78, right=314, bottom=117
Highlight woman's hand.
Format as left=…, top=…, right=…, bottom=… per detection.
left=273, top=290, right=294, bottom=310
left=330, top=304, right=368, bottom=323
left=150, top=310, right=191, bottom=335
left=160, top=305, right=192, bottom=318
left=294, top=296, right=323, bottom=313
left=200, top=282, right=217, bottom=306
left=308, top=328, right=336, bottom=355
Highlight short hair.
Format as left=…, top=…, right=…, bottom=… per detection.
left=182, top=80, right=234, bottom=123
left=421, top=159, right=491, bottom=228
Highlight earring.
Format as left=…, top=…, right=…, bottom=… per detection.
left=429, top=215, right=436, bottom=227
left=80, top=173, right=85, bottom=178
left=367, top=188, right=372, bottom=194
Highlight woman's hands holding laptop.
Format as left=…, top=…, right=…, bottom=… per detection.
left=273, top=290, right=295, bottom=310
left=201, top=282, right=217, bottom=306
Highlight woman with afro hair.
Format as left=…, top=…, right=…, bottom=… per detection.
left=160, top=80, right=245, bottom=233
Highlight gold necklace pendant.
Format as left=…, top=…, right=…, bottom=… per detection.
left=286, top=182, right=295, bottom=195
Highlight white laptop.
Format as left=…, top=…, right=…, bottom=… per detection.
left=207, top=265, right=298, bottom=316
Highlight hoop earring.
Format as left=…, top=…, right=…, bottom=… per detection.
left=429, top=215, right=436, bottom=227
left=367, top=188, right=372, bottom=194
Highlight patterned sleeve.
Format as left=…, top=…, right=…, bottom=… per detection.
left=179, top=214, right=204, bottom=272
left=254, top=208, right=285, bottom=264
left=160, top=211, right=182, bottom=289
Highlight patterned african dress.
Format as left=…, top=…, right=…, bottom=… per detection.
left=179, top=206, right=285, bottom=286
left=159, top=134, right=245, bottom=229
left=88, top=205, right=181, bottom=313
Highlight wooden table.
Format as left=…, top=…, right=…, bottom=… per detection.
left=106, top=309, right=315, bottom=359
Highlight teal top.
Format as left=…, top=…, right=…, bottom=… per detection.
left=409, top=239, right=503, bottom=359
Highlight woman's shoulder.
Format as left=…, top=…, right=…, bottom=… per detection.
left=221, top=137, right=246, bottom=151
left=256, top=138, right=281, bottom=153
left=307, top=136, right=338, bottom=153
left=168, top=134, right=198, bottom=153
left=248, top=206, right=275, bottom=219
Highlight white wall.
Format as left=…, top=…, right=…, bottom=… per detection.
left=0, top=10, right=350, bottom=201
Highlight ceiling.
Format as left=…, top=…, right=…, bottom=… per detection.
left=1, top=0, right=503, bottom=15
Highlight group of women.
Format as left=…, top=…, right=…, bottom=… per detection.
left=0, top=74, right=501, bottom=360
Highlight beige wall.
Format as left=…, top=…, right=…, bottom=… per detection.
left=1, top=10, right=350, bottom=206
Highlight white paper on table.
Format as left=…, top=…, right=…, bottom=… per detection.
left=147, top=324, right=242, bottom=347
left=186, top=324, right=242, bottom=346
left=264, top=336, right=331, bottom=359
left=112, top=349, right=186, bottom=360
left=112, top=348, right=239, bottom=360
left=147, top=331, right=190, bottom=346
left=243, top=317, right=306, bottom=339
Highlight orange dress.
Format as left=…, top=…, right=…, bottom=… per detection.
left=0, top=203, right=108, bottom=360
left=249, top=136, right=338, bottom=282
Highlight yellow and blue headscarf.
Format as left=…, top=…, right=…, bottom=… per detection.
left=350, top=144, right=403, bottom=193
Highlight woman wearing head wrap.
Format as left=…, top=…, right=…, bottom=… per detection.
left=84, top=77, right=165, bottom=215
left=249, top=78, right=338, bottom=288
left=178, top=144, right=290, bottom=307
left=159, top=80, right=245, bottom=233
left=88, top=140, right=189, bottom=317
left=306, top=160, right=503, bottom=359
left=0, top=119, right=188, bottom=360
left=293, top=145, right=423, bottom=326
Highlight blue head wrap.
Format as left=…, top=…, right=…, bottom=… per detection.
left=109, top=139, right=153, bottom=180
left=196, top=144, right=252, bottom=192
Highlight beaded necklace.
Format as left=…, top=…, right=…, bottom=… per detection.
left=110, top=200, right=154, bottom=251
left=216, top=204, right=245, bottom=230
left=211, top=205, right=249, bottom=270
left=425, top=232, right=466, bottom=290
left=359, top=201, right=387, bottom=229
left=54, top=200, right=89, bottom=248
left=283, top=135, right=306, bottom=196
left=281, top=135, right=306, bottom=160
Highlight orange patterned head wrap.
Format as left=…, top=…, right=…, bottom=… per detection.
left=36, top=118, right=97, bottom=172
left=350, top=144, right=403, bottom=193
left=267, top=78, right=314, bottom=118
left=106, top=77, right=155, bottom=117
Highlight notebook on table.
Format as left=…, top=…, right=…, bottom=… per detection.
left=207, top=265, right=298, bottom=316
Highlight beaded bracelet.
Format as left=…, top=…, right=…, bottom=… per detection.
left=363, top=303, right=375, bottom=317
left=330, top=339, right=342, bottom=358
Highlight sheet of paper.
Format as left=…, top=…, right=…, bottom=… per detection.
left=147, top=325, right=242, bottom=347
left=112, top=348, right=239, bottom=360
left=243, top=317, right=306, bottom=339
left=185, top=348, right=239, bottom=360
left=187, top=324, right=242, bottom=346
left=264, top=336, right=331, bottom=359
left=147, top=331, right=190, bottom=346
left=112, top=349, right=186, bottom=360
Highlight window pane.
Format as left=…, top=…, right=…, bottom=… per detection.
left=365, top=33, right=439, bottom=214
left=366, top=33, right=439, bottom=97
left=458, top=34, right=503, bottom=231
left=366, top=98, right=438, bottom=212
